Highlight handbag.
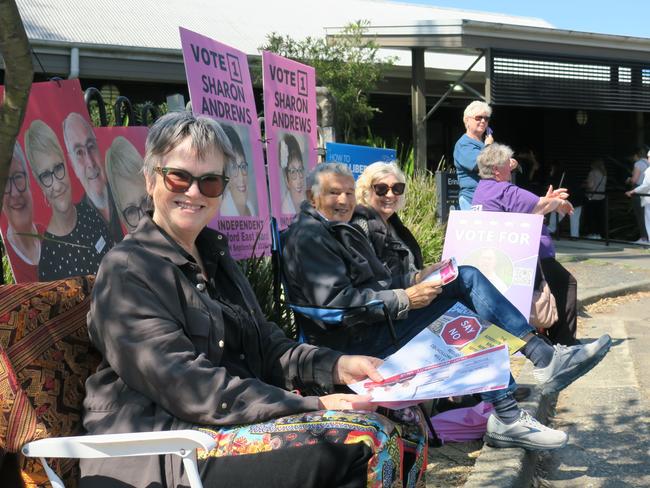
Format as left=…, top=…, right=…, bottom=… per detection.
left=530, top=264, right=558, bottom=329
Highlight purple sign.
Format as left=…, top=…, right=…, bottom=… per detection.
left=179, top=27, right=270, bottom=259
left=262, top=51, right=317, bottom=230
left=441, top=210, right=543, bottom=320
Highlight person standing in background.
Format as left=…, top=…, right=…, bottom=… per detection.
left=626, top=148, right=649, bottom=244
left=583, top=159, right=607, bottom=240
left=454, top=101, right=494, bottom=210
left=625, top=150, right=650, bottom=246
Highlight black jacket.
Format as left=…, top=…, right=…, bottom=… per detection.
left=281, top=202, right=408, bottom=350
left=351, top=206, right=423, bottom=289
left=82, top=214, right=340, bottom=487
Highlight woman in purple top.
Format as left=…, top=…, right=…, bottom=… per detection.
left=472, top=143, right=579, bottom=346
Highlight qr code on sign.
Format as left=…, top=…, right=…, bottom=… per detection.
left=512, top=267, right=534, bottom=286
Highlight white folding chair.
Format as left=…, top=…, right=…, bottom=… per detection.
left=21, top=429, right=216, bottom=488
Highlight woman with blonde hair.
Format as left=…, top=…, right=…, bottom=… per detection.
left=454, top=101, right=519, bottom=210
left=105, top=136, right=147, bottom=233
left=25, top=119, right=114, bottom=280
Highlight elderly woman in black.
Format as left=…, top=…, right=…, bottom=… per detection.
left=81, top=112, right=427, bottom=488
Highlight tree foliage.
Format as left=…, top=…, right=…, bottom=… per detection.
left=261, top=20, right=394, bottom=143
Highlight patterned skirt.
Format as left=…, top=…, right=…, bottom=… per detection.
left=197, top=407, right=427, bottom=488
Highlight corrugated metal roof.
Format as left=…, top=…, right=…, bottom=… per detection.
left=17, top=0, right=553, bottom=70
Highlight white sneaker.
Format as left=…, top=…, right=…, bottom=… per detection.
left=533, top=334, right=612, bottom=395
left=484, top=411, right=568, bottom=450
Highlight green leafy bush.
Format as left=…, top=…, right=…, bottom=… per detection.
left=400, top=170, right=445, bottom=264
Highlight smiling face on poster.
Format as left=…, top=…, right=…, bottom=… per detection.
left=219, top=122, right=259, bottom=218
left=179, top=27, right=270, bottom=259
left=0, top=79, right=118, bottom=283
left=96, top=127, right=149, bottom=233
left=262, top=51, right=317, bottom=230
left=278, top=132, right=308, bottom=214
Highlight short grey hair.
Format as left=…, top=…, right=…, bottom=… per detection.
left=476, top=143, right=513, bottom=180
left=306, top=162, right=353, bottom=198
left=463, top=100, right=492, bottom=120
left=356, top=161, right=406, bottom=211
left=143, top=112, right=235, bottom=178
left=62, top=112, right=96, bottom=156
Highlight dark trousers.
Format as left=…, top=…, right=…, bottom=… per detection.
left=540, top=257, right=577, bottom=345
left=199, top=442, right=371, bottom=488
left=632, top=195, right=648, bottom=239
left=584, top=198, right=606, bottom=236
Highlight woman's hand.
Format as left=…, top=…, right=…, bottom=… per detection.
left=405, top=279, right=443, bottom=309
left=484, top=133, right=494, bottom=145
left=318, top=393, right=376, bottom=411
left=545, top=185, right=569, bottom=200
left=333, top=355, right=384, bottom=385
left=626, top=190, right=635, bottom=197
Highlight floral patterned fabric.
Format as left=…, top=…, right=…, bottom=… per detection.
left=0, top=276, right=99, bottom=488
left=198, top=407, right=427, bottom=488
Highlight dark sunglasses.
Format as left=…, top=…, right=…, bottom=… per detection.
left=373, top=182, right=405, bottom=197
left=473, top=115, right=490, bottom=122
left=153, top=167, right=229, bottom=198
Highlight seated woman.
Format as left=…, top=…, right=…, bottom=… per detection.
left=81, top=112, right=427, bottom=488
left=471, top=143, right=578, bottom=346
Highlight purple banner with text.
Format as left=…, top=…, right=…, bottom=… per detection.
left=262, top=51, right=317, bottom=230
left=442, top=210, right=543, bottom=320
left=180, top=27, right=270, bottom=259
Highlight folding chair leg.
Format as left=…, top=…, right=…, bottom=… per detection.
left=419, top=404, right=442, bottom=447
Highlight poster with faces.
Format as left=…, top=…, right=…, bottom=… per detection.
left=0, top=79, right=120, bottom=283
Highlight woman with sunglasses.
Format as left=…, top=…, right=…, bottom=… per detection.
left=1, top=142, right=43, bottom=282
left=454, top=101, right=499, bottom=210
left=81, top=112, right=423, bottom=488
left=24, top=120, right=115, bottom=281
left=219, top=123, right=257, bottom=216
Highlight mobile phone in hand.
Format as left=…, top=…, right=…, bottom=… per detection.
left=486, top=127, right=493, bottom=137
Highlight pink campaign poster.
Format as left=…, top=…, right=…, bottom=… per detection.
left=94, top=127, right=148, bottom=235
left=0, top=79, right=121, bottom=283
left=262, top=51, right=318, bottom=230
left=441, top=210, right=543, bottom=320
left=179, top=27, right=271, bottom=259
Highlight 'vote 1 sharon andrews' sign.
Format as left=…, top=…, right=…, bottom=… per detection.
left=179, top=27, right=271, bottom=260
left=262, top=51, right=318, bottom=230
left=441, top=210, right=543, bottom=320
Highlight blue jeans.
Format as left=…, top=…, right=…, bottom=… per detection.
left=345, top=266, right=533, bottom=402
left=458, top=194, right=474, bottom=210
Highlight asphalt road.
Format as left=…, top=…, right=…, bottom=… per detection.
left=535, top=296, right=650, bottom=487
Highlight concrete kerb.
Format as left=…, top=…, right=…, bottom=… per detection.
left=460, top=279, right=650, bottom=488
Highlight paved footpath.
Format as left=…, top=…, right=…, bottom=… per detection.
left=461, top=239, right=650, bottom=488
left=536, top=296, right=650, bottom=487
